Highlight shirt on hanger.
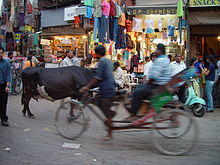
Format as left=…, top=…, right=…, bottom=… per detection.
left=109, top=0, right=116, bottom=16
left=93, top=0, right=102, bottom=17
left=168, top=24, right=175, bottom=37
left=145, top=19, right=154, bottom=34
left=115, top=3, right=122, bottom=18
left=84, top=0, right=94, bottom=6
left=118, top=13, right=126, bottom=26
left=126, top=19, right=132, bottom=32
left=132, top=18, right=142, bottom=32
left=102, top=1, right=110, bottom=16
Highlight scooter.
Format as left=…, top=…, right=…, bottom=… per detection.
left=184, top=79, right=206, bottom=117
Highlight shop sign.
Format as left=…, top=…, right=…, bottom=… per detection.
left=190, top=0, right=220, bottom=7
left=40, top=39, right=51, bottom=46
left=64, top=6, right=86, bottom=21
left=127, top=7, right=177, bottom=15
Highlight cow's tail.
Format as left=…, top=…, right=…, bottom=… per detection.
left=21, top=72, right=25, bottom=105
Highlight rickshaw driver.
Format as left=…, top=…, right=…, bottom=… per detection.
left=80, top=45, right=116, bottom=140
left=125, top=44, right=172, bottom=121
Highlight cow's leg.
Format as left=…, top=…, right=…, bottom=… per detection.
left=22, top=90, right=35, bottom=118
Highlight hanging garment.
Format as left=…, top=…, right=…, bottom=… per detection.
left=109, top=0, right=116, bottom=16
left=109, top=17, right=118, bottom=42
left=84, top=0, right=94, bottom=6
left=6, top=32, right=14, bottom=52
left=132, top=18, right=142, bottom=32
left=126, top=34, right=134, bottom=49
left=162, top=31, right=168, bottom=40
left=115, top=3, right=122, bottom=18
left=168, top=24, right=175, bottom=37
left=126, top=19, right=132, bottom=32
left=93, top=17, right=101, bottom=41
left=99, top=15, right=110, bottom=43
left=118, top=12, right=126, bottom=27
left=93, top=0, right=102, bottom=17
left=115, top=26, right=126, bottom=49
left=158, top=19, right=162, bottom=32
left=132, top=55, right=140, bottom=67
left=145, top=19, right=154, bottom=34
left=102, top=1, right=110, bottom=16
left=85, top=6, right=93, bottom=19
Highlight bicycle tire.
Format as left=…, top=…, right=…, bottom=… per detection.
left=55, top=100, right=89, bottom=140
left=151, top=109, right=198, bottom=156
left=11, top=77, right=23, bottom=95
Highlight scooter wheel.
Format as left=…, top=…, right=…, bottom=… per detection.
left=192, top=103, right=206, bottom=117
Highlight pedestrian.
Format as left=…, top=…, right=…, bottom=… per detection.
left=170, top=54, right=187, bottom=103
left=0, top=47, right=11, bottom=126
left=113, top=61, right=124, bottom=89
left=80, top=45, right=116, bottom=140
left=28, top=49, right=39, bottom=65
left=190, top=57, right=200, bottom=97
left=202, top=55, right=216, bottom=112
left=23, top=51, right=36, bottom=69
left=60, top=50, right=74, bottom=67
left=144, top=53, right=156, bottom=82
left=213, top=56, right=220, bottom=108
left=72, top=50, right=81, bottom=67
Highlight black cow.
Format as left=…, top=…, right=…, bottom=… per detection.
left=21, top=66, right=94, bottom=118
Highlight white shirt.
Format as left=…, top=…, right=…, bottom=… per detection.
left=60, top=57, right=74, bottom=67
left=144, top=60, right=153, bottom=80
left=114, top=67, right=124, bottom=88
left=72, top=57, right=81, bottom=67
left=170, top=61, right=187, bottom=76
left=217, top=60, right=220, bottom=76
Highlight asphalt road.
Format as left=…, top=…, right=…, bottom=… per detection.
left=0, top=95, right=220, bottom=165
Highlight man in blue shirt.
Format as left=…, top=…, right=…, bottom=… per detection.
left=81, top=45, right=116, bottom=140
left=0, top=47, right=11, bottom=126
left=125, top=44, right=171, bottom=120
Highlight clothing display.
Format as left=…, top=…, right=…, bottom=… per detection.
left=158, top=19, right=162, bottom=32
left=126, top=19, right=132, bottom=32
left=84, top=0, right=94, bottom=6
left=85, top=6, right=93, bottom=19
left=100, top=15, right=110, bottom=43
left=115, top=26, right=126, bottom=49
left=6, top=32, right=14, bottom=51
left=132, top=18, right=142, bottom=32
left=115, top=3, right=122, bottom=18
left=93, top=0, right=102, bottom=17
left=93, top=17, right=101, bottom=41
left=162, top=31, right=168, bottom=40
left=101, top=0, right=110, bottom=16
left=109, top=0, right=116, bottom=17
left=109, top=17, right=118, bottom=42
left=168, top=24, right=175, bottom=37
left=118, top=13, right=126, bottom=26
left=145, top=19, right=154, bottom=34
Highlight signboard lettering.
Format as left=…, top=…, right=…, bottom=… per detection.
left=190, top=0, right=220, bottom=6
left=127, top=7, right=177, bottom=15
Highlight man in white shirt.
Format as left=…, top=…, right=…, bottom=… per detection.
left=113, top=62, right=124, bottom=89
left=144, top=53, right=156, bottom=81
left=170, top=54, right=187, bottom=103
left=72, top=51, right=81, bottom=67
left=60, top=50, right=74, bottom=67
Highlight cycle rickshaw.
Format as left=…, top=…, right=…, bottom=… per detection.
left=55, top=68, right=199, bottom=156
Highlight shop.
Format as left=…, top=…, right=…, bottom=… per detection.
left=41, top=5, right=91, bottom=64
left=187, top=1, right=220, bottom=60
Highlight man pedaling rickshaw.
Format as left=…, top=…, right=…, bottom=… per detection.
left=80, top=44, right=171, bottom=140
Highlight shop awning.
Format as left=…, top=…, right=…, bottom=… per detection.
left=42, top=26, right=87, bottom=36
left=187, top=8, right=220, bottom=25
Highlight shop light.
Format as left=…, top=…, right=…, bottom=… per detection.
left=218, top=36, right=220, bottom=41
left=82, top=35, right=88, bottom=39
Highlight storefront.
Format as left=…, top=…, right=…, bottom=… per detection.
left=187, top=0, right=220, bottom=60
left=41, top=5, right=91, bottom=63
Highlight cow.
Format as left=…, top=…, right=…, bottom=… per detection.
left=21, top=66, right=94, bottom=118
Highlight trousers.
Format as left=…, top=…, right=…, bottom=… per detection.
left=0, top=83, right=9, bottom=122
left=93, top=17, right=101, bottom=41
left=129, top=84, right=158, bottom=115
left=206, top=80, right=214, bottom=111
left=100, top=15, right=110, bottom=43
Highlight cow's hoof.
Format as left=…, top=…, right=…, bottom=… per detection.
left=29, top=115, right=36, bottom=119
left=23, top=113, right=26, bottom=116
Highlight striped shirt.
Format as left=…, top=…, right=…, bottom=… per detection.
left=149, top=55, right=171, bottom=85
